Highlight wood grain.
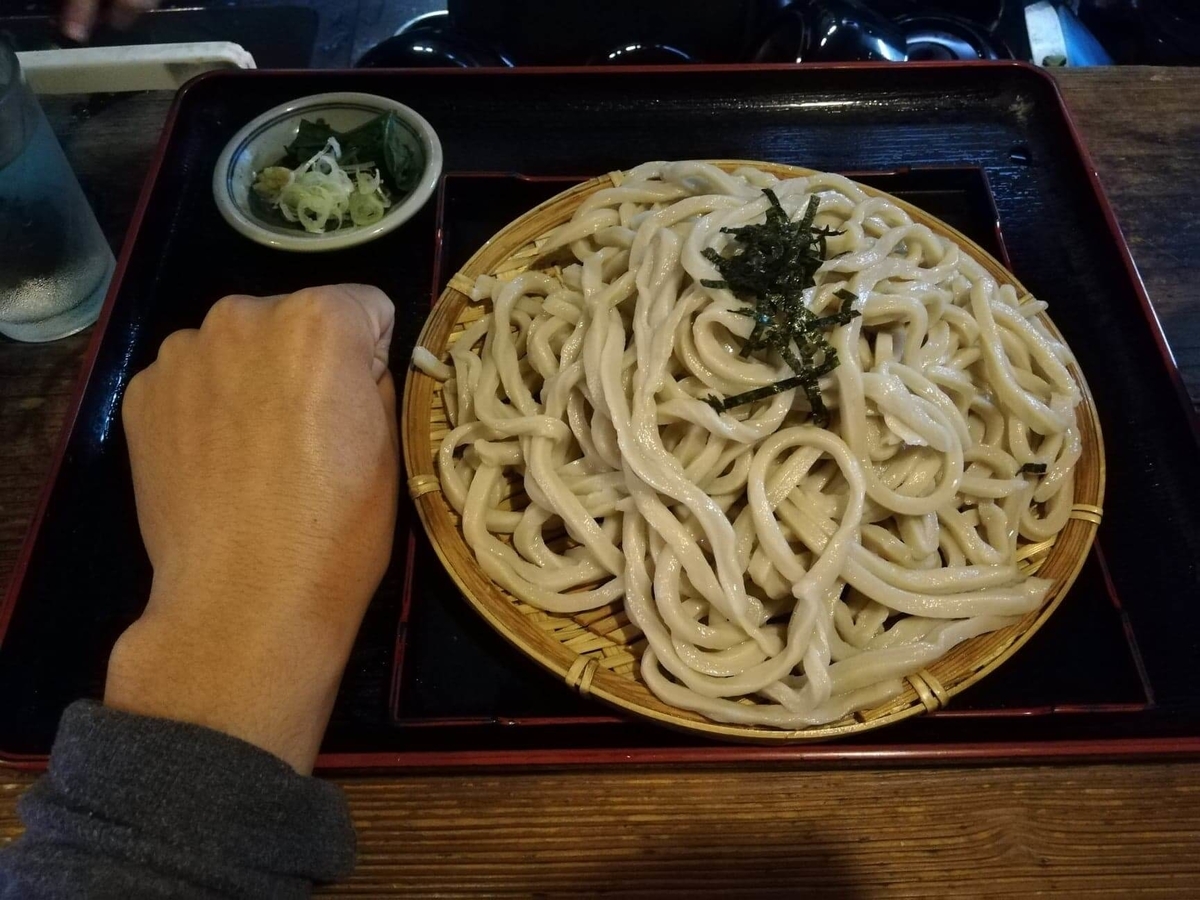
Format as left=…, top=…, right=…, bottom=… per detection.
left=1052, top=68, right=1200, bottom=407
left=316, top=765, right=1200, bottom=897
left=1, top=70, right=1199, bottom=897
left=1, top=763, right=1198, bottom=897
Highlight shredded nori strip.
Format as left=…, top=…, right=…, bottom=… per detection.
left=700, top=190, right=860, bottom=426
left=1019, top=462, right=1048, bottom=475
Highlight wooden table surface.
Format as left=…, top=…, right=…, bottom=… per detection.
left=2, top=68, right=1199, bottom=897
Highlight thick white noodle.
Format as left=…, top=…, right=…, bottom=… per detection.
left=423, top=162, right=1083, bottom=728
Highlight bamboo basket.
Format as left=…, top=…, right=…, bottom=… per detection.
left=401, top=161, right=1106, bottom=742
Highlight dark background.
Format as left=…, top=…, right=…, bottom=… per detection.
left=1, top=0, right=434, bottom=67
left=2, top=1, right=1197, bottom=68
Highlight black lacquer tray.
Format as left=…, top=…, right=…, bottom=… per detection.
left=2, top=63, right=1198, bottom=770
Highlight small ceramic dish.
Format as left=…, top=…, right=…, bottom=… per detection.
left=212, top=91, right=442, bottom=252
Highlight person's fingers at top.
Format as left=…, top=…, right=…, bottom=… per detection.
left=61, top=0, right=100, bottom=41
left=109, top=0, right=161, bottom=30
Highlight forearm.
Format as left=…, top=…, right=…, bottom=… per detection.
left=0, top=702, right=355, bottom=899
left=0, top=285, right=396, bottom=898
left=103, top=578, right=359, bottom=775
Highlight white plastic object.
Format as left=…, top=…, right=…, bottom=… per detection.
left=1024, top=2, right=1068, bottom=67
left=15, top=42, right=255, bottom=95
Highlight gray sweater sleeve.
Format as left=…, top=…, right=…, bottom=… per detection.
left=0, top=701, right=356, bottom=899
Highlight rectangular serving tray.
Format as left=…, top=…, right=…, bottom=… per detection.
left=3, top=63, right=1199, bottom=771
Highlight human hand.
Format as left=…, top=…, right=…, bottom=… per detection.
left=106, top=285, right=398, bottom=774
left=62, top=0, right=162, bottom=42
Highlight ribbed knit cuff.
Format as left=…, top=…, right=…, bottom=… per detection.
left=18, top=701, right=355, bottom=898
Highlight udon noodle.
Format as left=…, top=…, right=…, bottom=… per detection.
left=413, top=161, right=1083, bottom=728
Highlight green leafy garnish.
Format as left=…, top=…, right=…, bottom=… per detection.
left=281, top=118, right=337, bottom=163
left=281, top=112, right=424, bottom=195
left=701, top=190, right=860, bottom=426
left=1019, top=462, right=1048, bottom=475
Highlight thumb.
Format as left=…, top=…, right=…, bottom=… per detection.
left=377, top=369, right=399, bottom=453
left=324, top=284, right=395, bottom=383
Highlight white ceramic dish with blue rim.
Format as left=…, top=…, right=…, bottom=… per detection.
left=212, top=91, right=443, bottom=252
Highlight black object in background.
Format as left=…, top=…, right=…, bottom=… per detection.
left=898, top=14, right=1008, bottom=60
left=0, top=6, right=319, bottom=69
left=1079, top=0, right=1200, bottom=64
left=5, top=0, right=1198, bottom=69
left=755, top=0, right=907, bottom=62
left=365, top=0, right=1023, bottom=67
left=448, top=0, right=788, bottom=64
left=357, top=10, right=512, bottom=68
left=1141, top=0, right=1200, bottom=63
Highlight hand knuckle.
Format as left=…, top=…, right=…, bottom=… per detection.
left=288, top=287, right=337, bottom=317
left=156, top=329, right=193, bottom=363
left=283, top=288, right=344, bottom=339
left=121, top=374, right=151, bottom=436
left=204, top=294, right=255, bottom=329
left=122, top=371, right=146, bottom=411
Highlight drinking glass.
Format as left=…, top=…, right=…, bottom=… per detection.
left=0, top=39, right=114, bottom=342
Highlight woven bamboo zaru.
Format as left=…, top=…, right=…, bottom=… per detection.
left=401, top=161, right=1106, bottom=742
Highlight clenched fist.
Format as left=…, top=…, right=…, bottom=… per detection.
left=106, top=285, right=398, bottom=773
